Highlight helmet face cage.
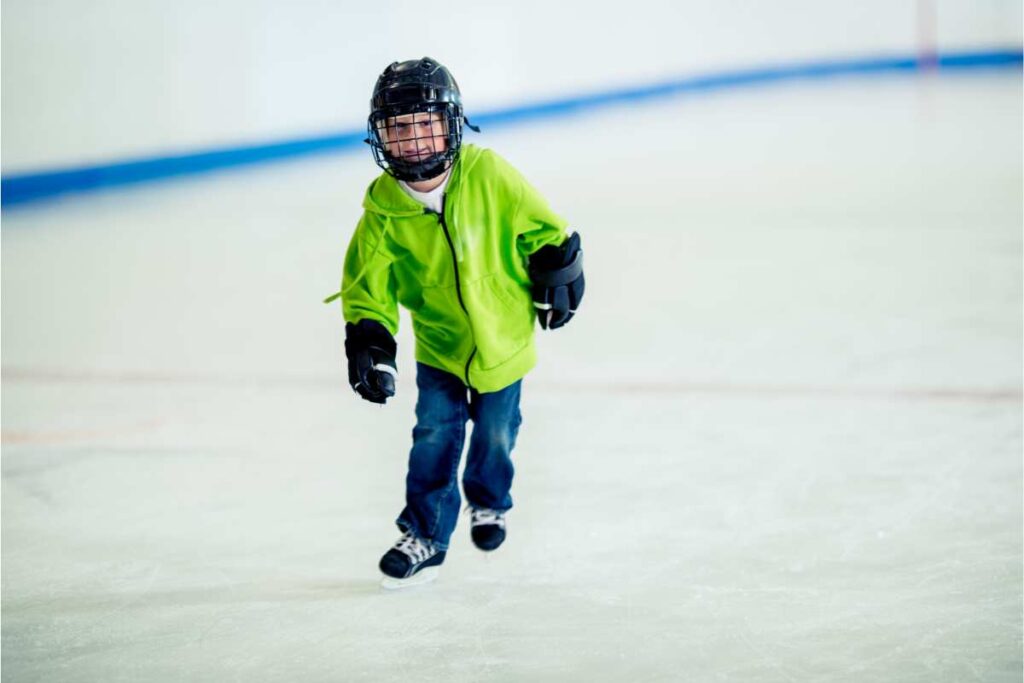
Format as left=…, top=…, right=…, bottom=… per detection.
left=366, top=58, right=466, bottom=183
left=367, top=102, right=464, bottom=182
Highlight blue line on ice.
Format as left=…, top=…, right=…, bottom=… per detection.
left=2, top=49, right=1021, bottom=206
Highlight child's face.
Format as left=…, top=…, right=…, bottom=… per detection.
left=378, top=111, right=449, bottom=162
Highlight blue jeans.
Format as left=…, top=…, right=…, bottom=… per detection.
left=397, top=362, right=522, bottom=550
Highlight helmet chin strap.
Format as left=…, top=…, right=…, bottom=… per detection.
left=385, top=152, right=449, bottom=182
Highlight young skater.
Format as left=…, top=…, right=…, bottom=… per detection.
left=334, top=57, right=584, bottom=587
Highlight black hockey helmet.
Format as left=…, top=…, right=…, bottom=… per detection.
left=366, top=57, right=478, bottom=182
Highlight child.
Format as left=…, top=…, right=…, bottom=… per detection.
left=335, top=57, right=584, bottom=588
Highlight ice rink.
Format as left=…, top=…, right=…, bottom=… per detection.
left=3, top=71, right=1022, bottom=681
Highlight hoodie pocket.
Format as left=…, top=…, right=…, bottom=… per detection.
left=484, top=274, right=530, bottom=315
left=471, top=275, right=534, bottom=371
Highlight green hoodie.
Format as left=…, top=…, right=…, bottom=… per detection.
left=337, top=144, right=569, bottom=393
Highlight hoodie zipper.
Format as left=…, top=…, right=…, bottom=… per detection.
left=433, top=202, right=477, bottom=388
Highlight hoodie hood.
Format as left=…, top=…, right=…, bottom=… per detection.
left=362, top=144, right=485, bottom=217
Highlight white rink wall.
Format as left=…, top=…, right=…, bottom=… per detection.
left=2, top=0, right=1021, bottom=172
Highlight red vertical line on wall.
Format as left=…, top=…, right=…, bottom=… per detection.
left=916, top=0, right=939, bottom=70
left=915, top=0, right=938, bottom=122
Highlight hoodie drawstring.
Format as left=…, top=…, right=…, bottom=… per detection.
left=323, top=215, right=395, bottom=304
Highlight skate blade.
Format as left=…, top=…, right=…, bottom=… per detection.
left=380, top=566, right=439, bottom=590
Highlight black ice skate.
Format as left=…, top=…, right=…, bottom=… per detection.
left=469, top=507, right=506, bottom=551
left=379, top=531, right=445, bottom=589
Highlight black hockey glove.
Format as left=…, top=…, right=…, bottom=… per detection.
left=529, top=232, right=585, bottom=330
left=344, top=319, right=397, bottom=405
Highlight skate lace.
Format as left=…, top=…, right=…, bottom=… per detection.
left=395, top=531, right=435, bottom=563
left=469, top=507, right=506, bottom=529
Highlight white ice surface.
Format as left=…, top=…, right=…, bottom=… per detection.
left=2, top=73, right=1022, bottom=682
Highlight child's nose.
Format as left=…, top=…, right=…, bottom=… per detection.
left=404, top=133, right=429, bottom=148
